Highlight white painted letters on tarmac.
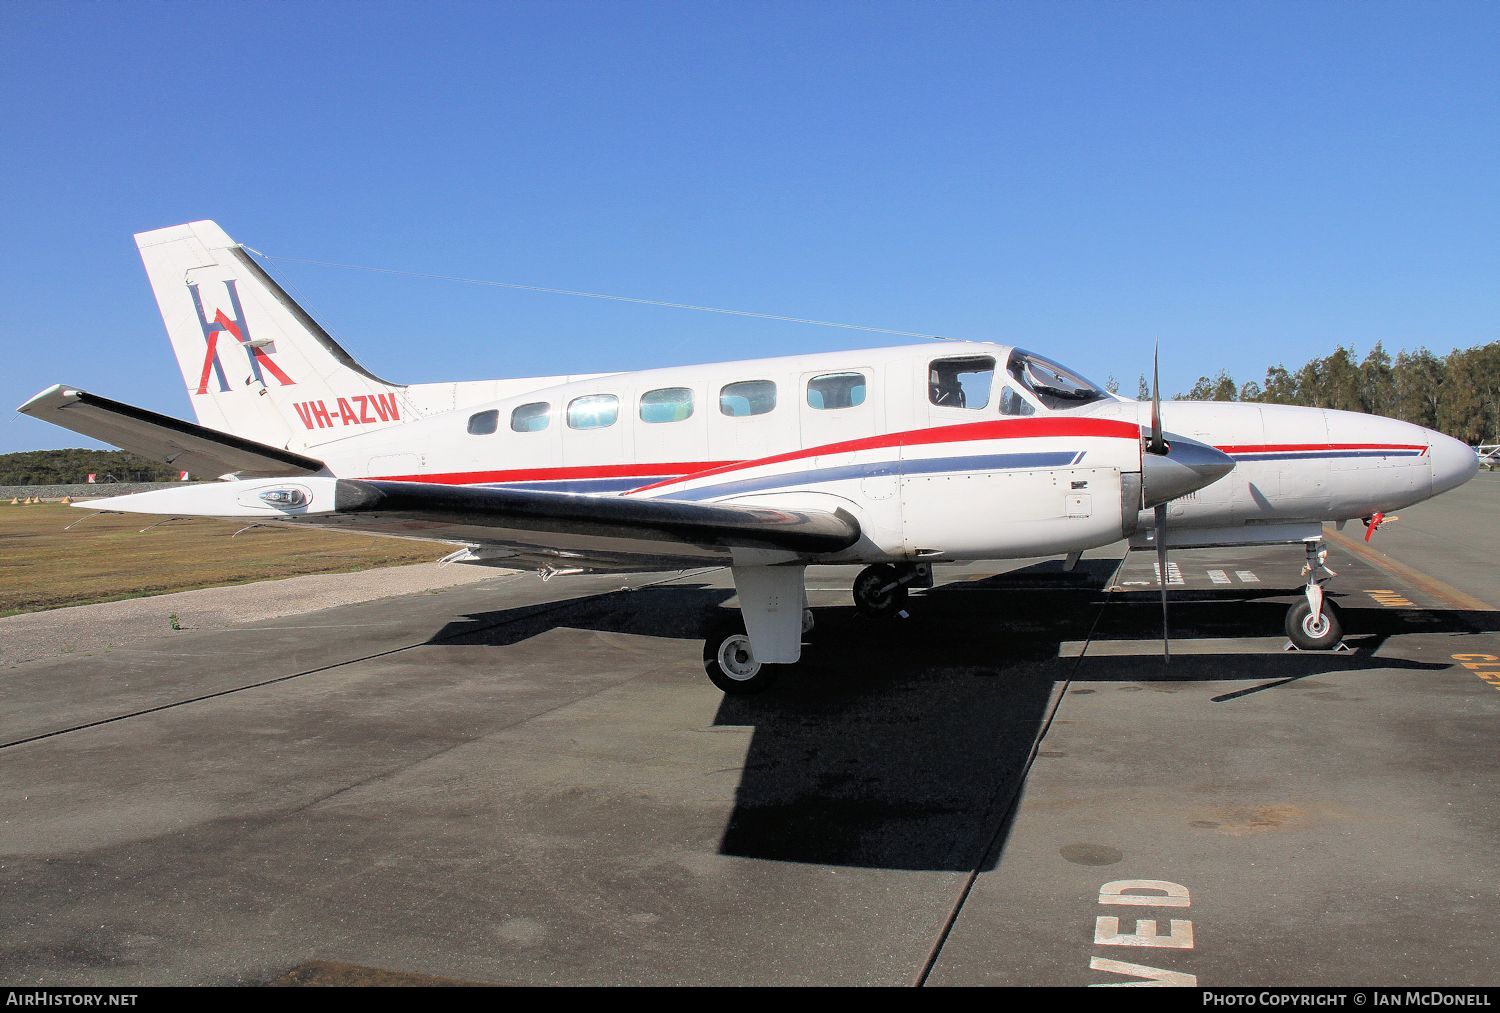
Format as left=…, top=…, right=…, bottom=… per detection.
left=1089, top=879, right=1197, bottom=987
left=1099, top=879, right=1192, bottom=908
left=1094, top=916, right=1195, bottom=949
left=1088, top=957, right=1199, bottom=987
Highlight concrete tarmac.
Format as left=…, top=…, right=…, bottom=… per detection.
left=1, top=475, right=1496, bottom=985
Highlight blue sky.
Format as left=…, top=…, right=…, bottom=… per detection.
left=2, top=0, right=1496, bottom=452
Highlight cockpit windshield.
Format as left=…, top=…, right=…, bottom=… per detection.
left=1006, top=349, right=1110, bottom=410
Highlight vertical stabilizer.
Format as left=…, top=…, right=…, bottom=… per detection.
left=135, top=221, right=408, bottom=449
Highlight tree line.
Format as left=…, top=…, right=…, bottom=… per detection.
left=1121, top=340, right=1499, bottom=444
left=0, top=449, right=182, bottom=486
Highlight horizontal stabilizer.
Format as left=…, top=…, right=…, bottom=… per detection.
left=16, top=385, right=324, bottom=478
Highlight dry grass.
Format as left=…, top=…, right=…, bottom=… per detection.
left=0, top=501, right=445, bottom=617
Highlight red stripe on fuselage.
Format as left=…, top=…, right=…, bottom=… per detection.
left=627, top=416, right=1142, bottom=494
left=1217, top=442, right=1429, bottom=454
left=363, top=419, right=1142, bottom=491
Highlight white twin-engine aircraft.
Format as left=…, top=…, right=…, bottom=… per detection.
left=19, top=221, right=1480, bottom=693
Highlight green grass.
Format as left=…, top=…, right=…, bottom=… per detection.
left=0, top=502, right=447, bottom=617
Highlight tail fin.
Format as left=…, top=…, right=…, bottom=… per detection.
left=136, top=221, right=408, bottom=449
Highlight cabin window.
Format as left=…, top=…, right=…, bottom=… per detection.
left=806, top=372, right=867, bottom=410
left=510, top=402, right=551, bottom=433
left=640, top=387, right=695, bottom=424
left=467, top=409, right=499, bottom=435
left=929, top=356, right=994, bottom=410
left=999, top=384, right=1037, bottom=417
left=567, top=394, right=619, bottom=430
left=719, top=380, right=777, bottom=418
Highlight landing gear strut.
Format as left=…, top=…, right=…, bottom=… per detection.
left=1284, top=541, right=1343, bottom=650
left=852, top=563, right=931, bottom=618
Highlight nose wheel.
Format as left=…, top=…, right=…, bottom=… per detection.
left=1284, top=541, right=1345, bottom=651
left=852, top=562, right=929, bottom=618
left=1285, top=598, right=1343, bottom=650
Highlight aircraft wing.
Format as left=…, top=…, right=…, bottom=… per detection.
left=16, top=385, right=324, bottom=478
left=79, top=477, right=862, bottom=570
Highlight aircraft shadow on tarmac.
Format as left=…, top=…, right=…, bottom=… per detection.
left=429, top=561, right=1491, bottom=873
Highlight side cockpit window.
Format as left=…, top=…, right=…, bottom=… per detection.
left=929, top=356, right=994, bottom=410
left=999, top=384, right=1037, bottom=417
left=467, top=409, right=499, bottom=435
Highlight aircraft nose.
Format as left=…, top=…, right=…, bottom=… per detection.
left=1427, top=429, right=1479, bottom=496
left=1142, top=434, right=1237, bottom=507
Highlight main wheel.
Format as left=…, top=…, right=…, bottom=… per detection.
left=702, top=616, right=780, bottom=695
left=852, top=563, right=908, bottom=618
left=1284, top=598, right=1343, bottom=650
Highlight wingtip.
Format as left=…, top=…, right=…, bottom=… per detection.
left=16, top=383, right=75, bottom=415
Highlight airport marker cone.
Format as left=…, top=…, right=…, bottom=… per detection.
left=9, top=498, right=16, bottom=505
left=61, top=496, right=71, bottom=505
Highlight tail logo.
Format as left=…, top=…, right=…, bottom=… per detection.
left=187, top=280, right=295, bottom=394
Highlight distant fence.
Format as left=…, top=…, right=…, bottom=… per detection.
left=1, top=482, right=205, bottom=500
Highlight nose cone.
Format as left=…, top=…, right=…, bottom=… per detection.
left=1427, top=429, right=1479, bottom=496
left=1142, top=434, right=1237, bottom=507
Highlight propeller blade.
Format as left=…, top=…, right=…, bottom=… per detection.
left=1155, top=502, right=1170, bottom=664
left=1148, top=341, right=1167, bottom=456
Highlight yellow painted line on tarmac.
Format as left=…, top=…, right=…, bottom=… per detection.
left=1451, top=653, right=1500, bottom=693
left=1324, top=526, right=1496, bottom=612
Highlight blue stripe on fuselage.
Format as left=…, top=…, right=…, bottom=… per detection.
left=652, top=451, right=1081, bottom=502
left=1230, top=450, right=1425, bottom=462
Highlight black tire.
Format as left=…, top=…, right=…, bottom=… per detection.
left=702, top=615, right=780, bottom=695
left=853, top=563, right=908, bottom=619
left=1284, top=598, right=1343, bottom=650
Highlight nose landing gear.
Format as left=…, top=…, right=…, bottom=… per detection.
left=851, top=562, right=931, bottom=618
left=1284, top=541, right=1344, bottom=651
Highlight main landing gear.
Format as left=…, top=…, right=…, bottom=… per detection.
left=851, top=562, right=931, bottom=618
left=702, top=609, right=817, bottom=695
left=702, top=615, right=779, bottom=695
left=1284, top=540, right=1343, bottom=651
left=703, top=561, right=931, bottom=695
